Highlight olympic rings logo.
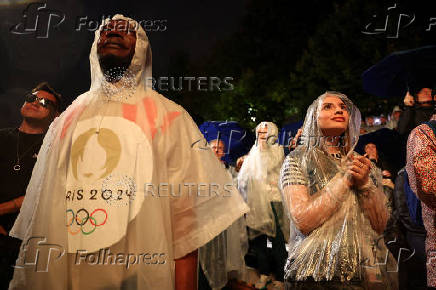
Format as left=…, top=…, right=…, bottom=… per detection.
left=66, top=208, right=108, bottom=235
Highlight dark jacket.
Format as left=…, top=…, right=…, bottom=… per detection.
left=393, top=168, right=427, bottom=235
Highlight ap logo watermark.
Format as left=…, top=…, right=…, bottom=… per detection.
left=14, top=237, right=65, bottom=272
left=362, top=3, right=436, bottom=38
left=10, top=2, right=65, bottom=39
left=362, top=4, right=415, bottom=39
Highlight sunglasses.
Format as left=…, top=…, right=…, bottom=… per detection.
left=25, top=93, right=57, bottom=109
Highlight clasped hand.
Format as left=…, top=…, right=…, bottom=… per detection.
left=345, top=154, right=371, bottom=189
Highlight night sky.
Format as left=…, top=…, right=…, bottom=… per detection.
left=0, top=0, right=246, bottom=127
left=0, top=0, right=435, bottom=128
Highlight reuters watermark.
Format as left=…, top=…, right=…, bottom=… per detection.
left=146, top=76, right=234, bottom=92
left=75, top=248, right=166, bottom=269
left=144, top=182, right=234, bottom=197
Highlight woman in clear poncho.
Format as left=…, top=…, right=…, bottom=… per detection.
left=238, top=122, right=289, bottom=285
left=280, top=92, right=398, bottom=289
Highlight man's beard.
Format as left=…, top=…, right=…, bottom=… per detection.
left=98, top=54, right=133, bottom=83
left=23, top=115, right=52, bottom=128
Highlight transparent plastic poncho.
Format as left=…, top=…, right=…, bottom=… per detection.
left=279, top=92, right=397, bottom=288
left=199, top=165, right=249, bottom=289
left=238, top=122, right=289, bottom=240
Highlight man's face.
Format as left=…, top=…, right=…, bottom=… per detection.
left=364, top=143, right=378, bottom=160
left=416, top=88, right=434, bottom=107
left=365, top=116, right=374, bottom=126
left=257, top=126, right=268, bottom=143
left=97, top=20, right=137, bottom=68
left=209, top=139, right=225, bottom=162
left=21, top=90, right=58, bottom=122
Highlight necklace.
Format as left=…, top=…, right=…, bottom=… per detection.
left=13, top=130, right=44, bottom=171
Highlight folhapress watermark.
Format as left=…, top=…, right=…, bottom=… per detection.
left=75, top=248, right=166, bottom=269
left=75, top=16, right=167, bottom=32
left=13, top=236, right=167, bottom=272
left=10, top=2, right=167, bottom=39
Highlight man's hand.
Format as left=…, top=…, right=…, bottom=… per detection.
left=236, top=156, right=246, bottom=172
left=175, top=250, right=198, bottom=290
left=382, top=170, right=392, bottom=178
left=382, top=178, right=395, bottom=189
left=289, top=128, right=303, bottom=151
left=0, top=196, right=24, bottom=216
left=404, top=92, right=415, bottom=107
left=0, top=225, right=7, bottom=236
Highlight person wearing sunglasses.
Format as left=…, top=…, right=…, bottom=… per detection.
left=0, top=81, right=60, bottom=289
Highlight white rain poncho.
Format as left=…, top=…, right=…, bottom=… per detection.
left=9, top=15, right=249, bottom=290
left=238, top=122, right=288, bottom=240
left=280, top=92, right=397, bottom=288
left=199, top=143, right=249, bottom=289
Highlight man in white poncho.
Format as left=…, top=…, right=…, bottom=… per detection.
left=8, top=15, right=249, bottom=290
left=237, top=122, right=288, bottom=287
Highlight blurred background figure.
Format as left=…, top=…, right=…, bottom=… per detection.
left=238, top=122, right=288, bottom=289
left=386, top=105, right=403, bottom=130
left=209, top=139, right=226, bottom=162
left=198, top=136, right=250, bottom=290
left=364, top=142, right=394, bottom=180
left=398, top=86, right=435, bottom=138
left=198, top=124, right=251, bottom=290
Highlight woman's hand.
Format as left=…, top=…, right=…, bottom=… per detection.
left=347, top=155, right=371, bottom=189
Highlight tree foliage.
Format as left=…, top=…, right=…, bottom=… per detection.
left=169, top=0, right=436, bottom=129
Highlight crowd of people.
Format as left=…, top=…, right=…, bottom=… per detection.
left=0, top=14, right=435, bottom=290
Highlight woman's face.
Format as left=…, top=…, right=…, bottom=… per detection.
left=317, top=95, right=349, bottom=136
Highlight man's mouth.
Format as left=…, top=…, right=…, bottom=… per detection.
left=104, top=42, right=124, bottom=48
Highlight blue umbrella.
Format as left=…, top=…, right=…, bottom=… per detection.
left=278, top=121, right=304, bottom=146
left=355, top=128, right=404, bottom=172
left=199, top=121, right=254, bottom=165
left=362, top=46, right=436, bottom=98
left=278, top=121, right=303, bottom=156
